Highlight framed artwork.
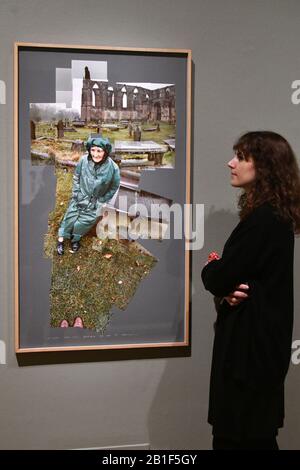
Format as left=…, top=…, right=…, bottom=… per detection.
left=14, top=42, right=192, bottom=352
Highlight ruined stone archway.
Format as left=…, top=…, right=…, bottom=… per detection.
left=92, top=83, right=99, bottom=108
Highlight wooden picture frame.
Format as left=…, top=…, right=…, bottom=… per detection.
left=14, top=42, right=192, bottom=353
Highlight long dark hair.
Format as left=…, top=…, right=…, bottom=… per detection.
left=233, top=131, right=300, bottom=234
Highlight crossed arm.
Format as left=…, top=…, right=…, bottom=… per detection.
left=201, top=213, right=271, bottom=306
left=205, top=252, right=249, bottom=306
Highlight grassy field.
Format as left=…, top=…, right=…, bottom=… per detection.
left=35, top=121, right=175, bottom=142
left=33, top=121, right=176, bottom=167
left=45, top=167, right=157, bottom=332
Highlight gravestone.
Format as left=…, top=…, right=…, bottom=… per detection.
left=133, top=125, right=141, bottom=142
left=71, top=140, right=85, bottom=152
left=30, top=120, right=36, bottom=140
left=56, top=119, right=64, bottom=139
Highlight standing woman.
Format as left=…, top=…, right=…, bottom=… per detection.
left=201, top=131, right=300, bottom=450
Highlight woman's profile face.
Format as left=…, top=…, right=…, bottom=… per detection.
left=91, top=146, right=105, bottom=163
left=228, top=150, right=256, bottom=190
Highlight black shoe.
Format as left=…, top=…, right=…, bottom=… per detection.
left=57, top=241, right=64, bottom=255
left=71, top=240, right=80, bottom=252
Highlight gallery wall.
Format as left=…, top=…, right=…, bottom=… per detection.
left=0, top=0, right=300, bottom=449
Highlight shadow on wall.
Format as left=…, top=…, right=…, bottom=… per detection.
left=146, top=207, right=300, bottom=450
left=147, top=206, right=239, bottom=450
left=200, top=206, right=239, bottom=260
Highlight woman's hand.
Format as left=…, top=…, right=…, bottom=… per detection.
left=224, top=283, right=249, bottom=307
left=204, top=251, right=220, bottom=266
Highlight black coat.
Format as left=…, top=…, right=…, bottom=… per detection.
left=201, top=202, right=295, bottom=440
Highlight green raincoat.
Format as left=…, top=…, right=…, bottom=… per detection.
left=58, top=154, right=120, bottom=241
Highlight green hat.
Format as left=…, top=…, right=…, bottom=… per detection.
left=86, top=137, right=112, bottom=155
